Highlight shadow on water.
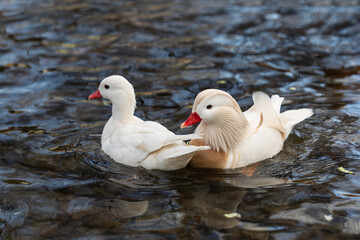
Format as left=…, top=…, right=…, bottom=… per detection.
left=0, top=0, right=360, bottom=239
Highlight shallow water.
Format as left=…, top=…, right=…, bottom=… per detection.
left=0, top=0, right=360, bottom=239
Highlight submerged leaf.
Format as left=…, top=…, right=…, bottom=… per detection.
left=2, top=179, right=32, bottom=185
left=324, top=214, right=333, bottom=221
left=224, top=212, right=241, bottom=218
left=337, top=167, right=354, bottom=174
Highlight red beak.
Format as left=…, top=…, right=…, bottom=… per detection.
left=88, top=89, right=103, bottom=99
left=180, top=112, right=202, bottom=128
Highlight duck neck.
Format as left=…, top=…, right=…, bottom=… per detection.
left=195, top=111, right=248, bottom=153
left=111, top=98, right=136, bottom=124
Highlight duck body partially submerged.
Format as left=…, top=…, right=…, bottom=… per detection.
left=181, top=89, right=313, bottom=169
left=89, top=75, right=209, bottom=170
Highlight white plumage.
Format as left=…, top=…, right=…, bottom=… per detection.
left=89, top=75, right=209, bottom=170
left=181, top=89, right=313, bottom=169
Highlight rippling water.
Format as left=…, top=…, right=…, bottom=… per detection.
left=0, top=0, right=360, bottom=239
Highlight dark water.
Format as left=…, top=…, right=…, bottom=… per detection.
left=0, top=0, right=359, bottom=239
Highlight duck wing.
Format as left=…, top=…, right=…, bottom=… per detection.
left=251, top=92, right=286, bottom=135
left=102, top=121, right=206, bottom=168
left=264, top=93, right=313, bottom=139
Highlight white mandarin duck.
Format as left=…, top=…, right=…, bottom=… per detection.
left=181, top=89, right=313, bottom=169
left=88, top=75, right=209, bottom=170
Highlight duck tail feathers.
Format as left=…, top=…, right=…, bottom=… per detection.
left=252, top=92, right=285, bottom=133
left=280, top=108, right=313, bottom=137
left=148, top=144, right=210, bottom=170
left=270, top=94, right=285, bottom=115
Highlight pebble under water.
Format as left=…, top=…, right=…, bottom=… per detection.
left=0, top=0, right=360, bottom=239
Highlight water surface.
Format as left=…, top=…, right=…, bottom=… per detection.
left=0, top=0, right=360, bottom=239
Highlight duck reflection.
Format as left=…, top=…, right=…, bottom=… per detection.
left=177, top=173, right=288, bottom=229
left=178, top=184, right=245, bottom=229
left=66, top=197, right=148, bottom=220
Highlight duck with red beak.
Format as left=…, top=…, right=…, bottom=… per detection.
left=181, top=89, right=313, bottom=169
left=88, top=89, right=102, bottom=99
left=88, top=75, right=209, bottom=170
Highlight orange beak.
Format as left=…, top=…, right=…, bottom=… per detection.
left=180, top=112, right=202, bottom=128
left=88, top=89, right=103, bottom=99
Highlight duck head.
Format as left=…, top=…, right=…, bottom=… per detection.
left=89, top=75, right=135, bottom=102
left=181, top=89, right=249, bottom=152
left=89, top=75, right=136, bottom=122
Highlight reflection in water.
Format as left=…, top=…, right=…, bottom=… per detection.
left=0, top=196, right=28, bottom=229
left=177, top=173, right=290, bottom=231
left=216, top=176, right=289, bottom=189
left=0, top=0, right=360, bottom=239
left=66, top=198, right=148, bottom=220
left=271, top=202, right=360, bottom=235
left=179, top=185, right=246, bottom=229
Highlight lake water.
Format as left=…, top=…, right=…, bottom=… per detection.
left=0, top=0, right=359, bottom=239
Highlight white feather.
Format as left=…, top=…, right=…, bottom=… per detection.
left=91, top=75, right=209, bottom=170
left=280, top=108, right=314, bottom=139
left=188, top=89, right=313, bottom=168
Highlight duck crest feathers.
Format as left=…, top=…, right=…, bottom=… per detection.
left=195, top=92, right=249, bottom=153
left=193, top=89, right=242, bottom=113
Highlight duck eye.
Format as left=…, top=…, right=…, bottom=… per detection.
left=104, top=84, right=109, bottom=89
left=206, top=104, right=212, bottom=109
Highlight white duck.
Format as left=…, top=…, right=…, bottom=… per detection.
left=88, top=75, right=209, bottom=170
left=181, top=89, right=313, bottom=169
